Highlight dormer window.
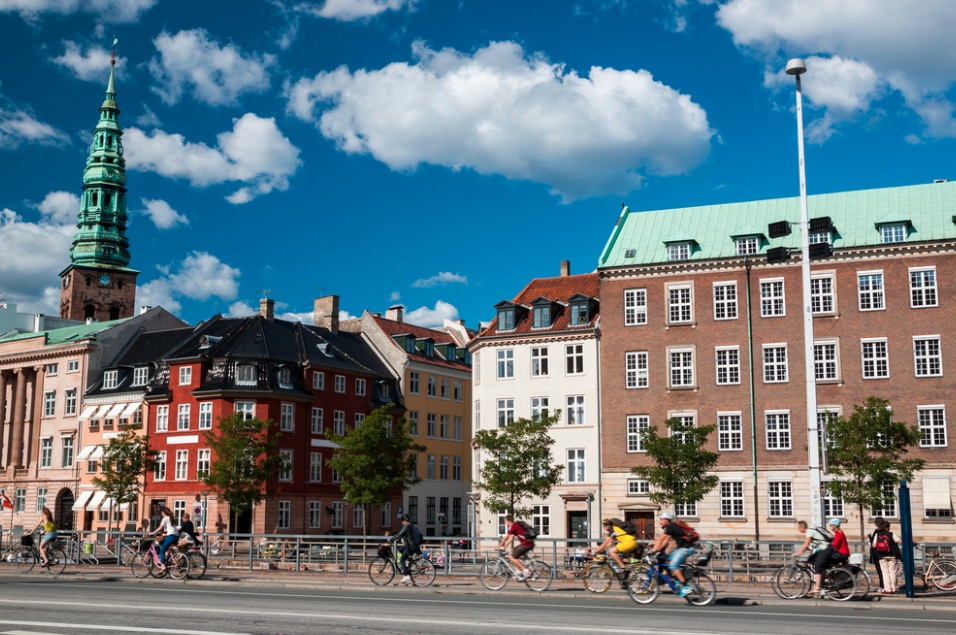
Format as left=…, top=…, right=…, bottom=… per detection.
left=416, top=339, right=434, bottom=357
left=237, top=364, right=256, bottom=386
left=131, top=366, right=148, bottom=387
left=444, top=344, right=456, bottom=360
left=378, top=382, right=392, bottom=401
left=405, top=337, right=416, bottom=353
left=668, top=242, right=691, bottom=261
left=570, top=302, right=589, bottom=326
left=880, top=223, right=907, bottom=244
left=103, top=370, right=118, bottom=390
left=735, top=236, right=760, bottom=256
left=532, top=305, right=551, bottom=328
left=277, top=367, right=292, bottom=388
left=498, top=308, right=515, bottom=330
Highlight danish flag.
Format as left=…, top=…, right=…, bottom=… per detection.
left=0, top=492, right=13, bottom=510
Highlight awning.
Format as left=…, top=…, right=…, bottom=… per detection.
left=105, top=403, right=126, bottom=419
left=77, top=405, right=99, bottom=421
left=90, top=446, right=104, bottom=460
left=102, top=497, right=116, bottom=511
left=87, top=490, right=107, bottom=510
left=118, top=502, right=130, bottom=511
left=71, top=490, right=94, bottom=511
left=924, top=478, right=952, bottom=509
left=75, top=445, right=96, bottom=460
left=93, top=404, right=112, bottom=419
left=120, top=402, right=142, bottom=418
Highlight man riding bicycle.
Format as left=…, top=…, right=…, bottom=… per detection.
left=498, top=515, right=534, bottom=581
left=811, top=518, right=849, bottom=596
left=649, top=512, right=695, bottom=597
left=387, top=514, right=423, bottom=585
left=593, top=518, right=640, bottom=586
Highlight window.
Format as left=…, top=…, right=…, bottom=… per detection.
left=567, top=449, right=585, bottom=483
left=766, top=411, right=791, bottom=450
left=312, top=371, right=325, bottom=390
left=235, top=401, right=255, bottom=420
left=858, top=272, right=885, bottom=311
left=175, top=450, right=188, bottom=480
left=426, top=413, right=437, bottom=437
left=625, top=351, right=649, bottom=389
left=46, top=363, right=58, bottom=376
left=179, top=366, right=192, bottom=386
left=43, top=391, right=55, bottom=417
left=627, top=479, right=650, bottom=496
left=40, top=437, right=52, bottom=468
left=735, top=236, right=759, bottom=256
left=427, top=375, right=437, bottom=396
left=667, top=285, right=693, bottom=324
left=36, top=487, right=48, bottom=512
left=910, top=267, right=938, bottom=308
left=440, top=377, right=450, bottom=399
left=497, top=350, right=514, bottom=379
left=453, top=456, right=462, bottom=480
left=381, top=502, right=392, bottom=528
left=668, top=242, right=691, bottom=261
left=713, top=283, right=738, bottom=320
left=280, top=403, right=294, bottom=432
left=331, top=456, right=341, bottom=483
left=624, top=289, right=647, bottom=325
left=304, top=408, right=321, bottom=435
left=408, top=497, right=418, bottom=524
left=237, top=364, right=256, bottom=386
left=715, top=347, right=740, bottom=385
left=426, top=497, right=436, bottom=524
left=531, top=397, right=549, bottom=420
left=496, top=399, right=514, bottom=427
left=309, top=501, right=323, bottom=529
left=760, top=279, right=785, bottom=317
left=626, top=415, right=649, bottom=452
left=427, top=455, right=436, bottom=479
left=762, top=345, right=788, bottom=383
left=570, top=301, right=589, bottom=326
left=810, top=275, right=835, bottom=314
left=670, top=413, right=695, bottom=445
left=720, top=482, right=745, bottom=518
left=61, top=436, right=74, bottom=468
left=309, top=451, right=323, bottom=482
left=497, top=308, right=515, bottom=331
left=566, top=344, right=584, bottom=375
left=197, top=449, right=210, bottom=478
left=880, top=223, right=906, bottom=244
left=454, top=380, right=463, bottom=401
left=718, top=413, right=742, bottom=451
left=67, top=359, right=79, bottom=372
left=156, top=405, right=169, bottom=432
left=440, top=455, right=449, bottom=479
left=132, top=366, right=148, bottom=386
left=566, top=395, right=585, bottom=426
left=154, top=451, right=167, bottom=480
left=409, top=453, right=418, bottom=480
left=531, top=347, right=549, bottom=377
left=914, top=336, right=942, bottom=377
left=332, top=502, right=343, bottom=528
left=533, top=305, right=551, bottom=328
left=872, top=481, right=898, bottom=518
left=861, top=339, right=889, bottom=379
left=175, top=404, right=189, bottom=431
left=64, top=389, right=76, bottom=416
left=814, top=341, right=839, bottom=381
left=768, top=481, right=794, bottom=517
left=440, top=415, right=449, bottom=439
left=923, top=478, right=952, bottom=519
left=668, top=348, right=695, bottom=387
left=918, top=406, right=947, bottom=448
left=407, top=411, right=418, bottom=436
left=409, top=371, right=419, bottom=394
left=674, top=501, right=697, bottom=517
left=277, top=367, right=292, bottom=388
left=823, top=484, right=844, bottom=518
left=809, top=231, right=830, bottom=245
left=279, top=449, right=293, bottom=481
left=334, top=375, right=346, bottom=393
left=333, top=411, right=345, bottom=436
left=278, top=501, right=290, bottom=530
left=103, top=370, right=118, bottom=389
left=196, top=402, right=212, bottom=430
left=532, top=505, right=550, bottom=537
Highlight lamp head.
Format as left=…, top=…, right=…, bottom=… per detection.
left=786, top=58, right=807, bottom=76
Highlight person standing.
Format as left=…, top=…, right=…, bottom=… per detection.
left=872, top=518, right=902, bottom=594
left=867, top=516, right=886, bottom=591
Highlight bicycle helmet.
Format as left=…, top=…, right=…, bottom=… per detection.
left=827, top=517, right=841, bottom=526
left=660, top=512, right=675, bottom=521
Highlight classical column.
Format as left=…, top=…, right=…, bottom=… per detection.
left=10, top=368, right=27, bottom=468
left=27, top=365, right=44, bottom=469
left=0, top=371, right=7, bottom=468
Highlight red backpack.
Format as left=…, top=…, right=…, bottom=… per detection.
left=675, top=520, right=700, bottom=544
left=874, top=532, right=892, bottom=554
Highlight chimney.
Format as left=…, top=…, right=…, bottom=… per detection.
left=385, top=305, right=404, bottom=323
left=259, top=297, right=275, bottom=320
left=313, top=295, right=340, bottom=333
left=140, top=306, right=152, bottom=315
left=560, top=260, right=570, bottom=277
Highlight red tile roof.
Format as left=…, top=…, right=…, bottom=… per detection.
left=371, top=315, right=470, bottom=371
left=478, top=272, right=599, bottom=337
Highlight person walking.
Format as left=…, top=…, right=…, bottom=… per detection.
left=871, top=517, right=902, bottom=594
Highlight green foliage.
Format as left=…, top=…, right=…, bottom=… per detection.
left=325, top=406, right=425, bottom=533
left=472, top=411, right=564, bottom=516
left=92, top=425, right=156, bottom=509
left=631, top=417, right=719, bottom=509
left=824, top=397, right=925, bottom=540
left=201, top=413, right=284, bottom=524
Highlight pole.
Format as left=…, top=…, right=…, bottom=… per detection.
left=745, top=258, right=760, bottom=541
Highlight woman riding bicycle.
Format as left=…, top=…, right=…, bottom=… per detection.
left=149, top=506, right=180, bottom=572
left=32, top=506, right=57, bottom=567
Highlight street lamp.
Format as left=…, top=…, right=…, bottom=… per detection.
left=787, top=58, right=824, bottom=528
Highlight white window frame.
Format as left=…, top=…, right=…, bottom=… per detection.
left=910, top=266, right=938, bottom=308
left=177, top=404, right=190, bottom=431
left=566, top=448, right=586, bottom=483
left=174, top=449, right=188, bottom=480
left=914, top=336, right=942, bottom=377
left=310, top=451, right=323, bottom=482
left=312, top=371, right=325, bottom=390
left=531, top=397, right=549, bottom=420
left=717, top=412, right=743, bottom=451
left=280, top=402, right=294, bottom=432
left=666, top=283, right=693, bottom=324
left=762, top=344, right=788, bottom=383
left=627, top=479, right=650, bottom=496
left=720, top=481, right=745, bottom=518
left=880, top=223, right=906, bottom=244
left=333, top=411, right=345, bottom=436
left=156, top=405, right=169, bottom=432
left=103, top=370, right=118, bottom=389
left=713, top=282, right=738, bottom=320
left=132, top=366, right=149, bottom=386
left=768, top=481, right=794, bottom=518
left=235, top=400, right=256, bottom=420
left=408, top=371, right=419, bottom=394
left=40, top=437, right=53, bottom=468
left=810, top=273, right=836, bottom=315
left=334, top=375, right=346, bottom=393
left=668, top=242, right=691, bottom=261
left=43, top=391, right=55, bottom=417
left=531, top=505, right=551, bottom=537
left=355, top=378, right=366, bottom=396
left=309, top=501, right=323, bottom=529
left=814, top=340, right=840, bottom=381
left=497, top=349, right=514, bottom=379
left=199, top=402, right=212, bottom=429
left=626, top=414, right=649, bottom=453
left=179, top=366, right=192, bottom=386
left=668, top=347, right=695, bottom=388
left=566, top=395, right=585, bottom=426
left=279, top=449, right=293, bottom=482
left=565, top=344, right=584, bottom=375
left=765, top=411, right=792, bottom=450
left=735, top=236, right=759, bottom=256
left=917, top=406, right=947, bottom=448
left=197, top=449, right=210, bottom=478
left=278, top=500, right=291, bottom=530
left=624, top=288, right=647, bottom=326
left=237, top=364, right=256, bottom=386
left=154, top=451, right=167, bottom=481
left=857, top=271, right=885, bottom=311
left=760, top=278, right=786, bottom=317
left=311, top=407, right=324, bottom=434
left=531, top=347, right=549, bottom=377
left=625, top=351, right=648, bottom=389
left=861, top=338, right=889, bottom=379
left=64, top=389, right=77, bottom=416
left=715, top=346, right=740, bottom=386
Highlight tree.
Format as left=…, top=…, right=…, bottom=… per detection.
left=631, top=417, right=719, bottom=513
left=325, top=406, right=425, bottom=537
left=201, top=413, right=284, bottom=532
left=92, top=425, right=156, bottom=538
left=472, top=412, right=564, bottom=517
left=824, top=397, right=926, bottom=541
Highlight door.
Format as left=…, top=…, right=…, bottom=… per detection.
left=626, top=511, right=656, bottom=540
left=567, top=511, right=587, bottom=541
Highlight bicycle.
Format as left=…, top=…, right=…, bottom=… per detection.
left=130, top=537, right=190, bottom=580
left=581, top=553, right=642, bottom=593
left=14, top=532, right=67, bottom=574
left=367, top=543, right=436, bottom=587
left=845, top=553, right=872, bottom=599
left=113, top=534, right=141, bottom=566
left=771, top=555, right=857, bottom=601
left=910, top=548, right=956, bottom=591
left=178, top=543, right=207, bottom=580
left=479, top=549, right=553, bottom=592
left=627, top=548, right=717, bottom=606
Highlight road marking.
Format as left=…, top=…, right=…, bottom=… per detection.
left=0, top=620, right=245, bottom=635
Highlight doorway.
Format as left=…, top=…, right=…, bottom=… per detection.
left=567, top=511, right=587, bottom=542
left=625, top=511, right=656, bottom=540
left=56, top=489, right=74, bottom=531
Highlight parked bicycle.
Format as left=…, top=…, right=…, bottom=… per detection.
left=771, top=555, right=857, bottom=601
left=581, top=553, right=642, bottom=593
left=908, top=548, right=956, bottom=591
left=367, top=544, right=436, bottom=587
left=627, top=548, right=717, bottom=606
left=479, top=549, right=553, bottom=592
left=14, top=532, right=66, bottom=574
left=130, top=537, right=189, bottom=580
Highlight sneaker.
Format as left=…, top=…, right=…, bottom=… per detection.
left=677, top=584, right=693, bottom=598
left=400, top=575, right=411, bottom=584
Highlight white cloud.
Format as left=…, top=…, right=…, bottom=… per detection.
left=405, top=300, right=459, bottom=329
left=148, top=29, right=273, bottom=107
left=0, top=97, right=69, bottom=149
left=140, top=198, right=188, bottom=229
left=411, top=271, right=468, bottom=288
left=35, top=191, right=79, bottom=225
left=135, top=104, right=161, bottom=129
left=124, top=113, right=302, bottom=203
left=0, top=0, right=157, bottom=22
left=226, top=300, right=357, bottom=324
left=389, top=291, right=401, bottom=302
left=139, top=251, right=241, bottom=315
left=51, top=41, right=124, bottom=82
left=297, top=0, right=415, bottom=21
left=0, top=203, right=74, bottom=313
left=287, top=40, right=714, bottom=200
left=716, top=0, right=956, bottom=139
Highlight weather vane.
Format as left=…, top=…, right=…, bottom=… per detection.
left=111, top=34, right=118, bottom=67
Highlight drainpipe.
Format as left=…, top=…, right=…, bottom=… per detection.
left=745, top=257, right=760, bottom=541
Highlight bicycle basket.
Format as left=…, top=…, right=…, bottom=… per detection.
left=20, top=535, right=33, bottom=547
left=695, top=548, right=713, bottom=566
left=848, top=553, right=864, bottom=566
left=138, top=539, right=152, bottom=552
left=377, top=544, right=391, bottom=558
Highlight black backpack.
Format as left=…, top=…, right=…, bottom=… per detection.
left=516, top=520, right=538, bottom=540
left=408, top=524, right=424, bottom=547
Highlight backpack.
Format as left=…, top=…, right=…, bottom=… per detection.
left=675, top=520, right=699, bottom=544
left=408, top=524, right=424, bottom=547
left=622, top=520, right=638, bottom=536
left=516, top=520, right=538, bottom=540
left=807, top=527, right=831, bottom=553
left=814, top=526, right=834, bottom=542
left=874, top=532, right=892, bottom=554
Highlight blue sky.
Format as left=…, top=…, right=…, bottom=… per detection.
left=1, top=0, right=954, bottom=329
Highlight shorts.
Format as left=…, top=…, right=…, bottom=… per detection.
left=41, top=532, right=57, bottom=545
left=511, top=543, right=533, bottom=559
left=615, top=539, right=640, bottom=554
left=668, top=546, right=694, bottom=571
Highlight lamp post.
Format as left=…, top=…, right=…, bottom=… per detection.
left=199, top=489, right=210, bottom=560
left=787, top=58, right=824, bottom=528
left=584, top=491, right=595, bottom=545
left=466, top=492, right=479, bottom=549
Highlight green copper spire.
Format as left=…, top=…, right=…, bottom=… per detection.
left=66, top=59, right=137, bottom=273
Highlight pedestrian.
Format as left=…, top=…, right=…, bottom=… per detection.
left=871, top=517, right=902, bottom=594
left=867, top=516, right=886, bottom=590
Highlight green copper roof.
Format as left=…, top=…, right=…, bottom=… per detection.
left=0, top=317, right=129, bottom=345
left=599, top=181, right=956, bottom=268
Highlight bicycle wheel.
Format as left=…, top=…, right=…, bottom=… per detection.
left=130, top=552, right=153, bottom=579
left=771, top=565, right=811, bottom=599
left=626, top=565, right=660, bottom=604
left=582, top=563, right=612, bottom=593
left=186, top=550, right=207, bottom=580
left=167, top=551, right=189, bottom=580
left=15, top=548, right=36, bottom=573
left=852, top=568, right=871, bottom=599
left=523, top=559, right=553, bottom=592
left=479, top=560, right=509, bottom=590
left=825, top=567, right=856, bottom=601
left=367, top=557, right=396, bottom=586
left=926, top=560, right=956, bottom=591
left=683, top=569, right=717, bottom=606
left=119, top=543, right=136, bottom=566
left=45, top=547, right=67, bottom=575
left=409, top=556, right=437, bottom=587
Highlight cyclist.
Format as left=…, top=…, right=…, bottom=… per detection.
left=32, top=506, right=57, bottom=567
left=793, top=520, right=829, bottom=570
left=498, top=514, right=533, bottom=581
left=149, top=506, right=180, bottom=572
left=593, top=518, right=639, bottom=586
left=811, top=517, right=849, bottom=596
left=649, top=512, right=695, bottom=597
left=388, top=514, right=422, bottom=585
left=178, top=512, right=199, bottom=549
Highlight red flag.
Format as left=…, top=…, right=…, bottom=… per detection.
left=0, top=492, right=13, bottom=510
